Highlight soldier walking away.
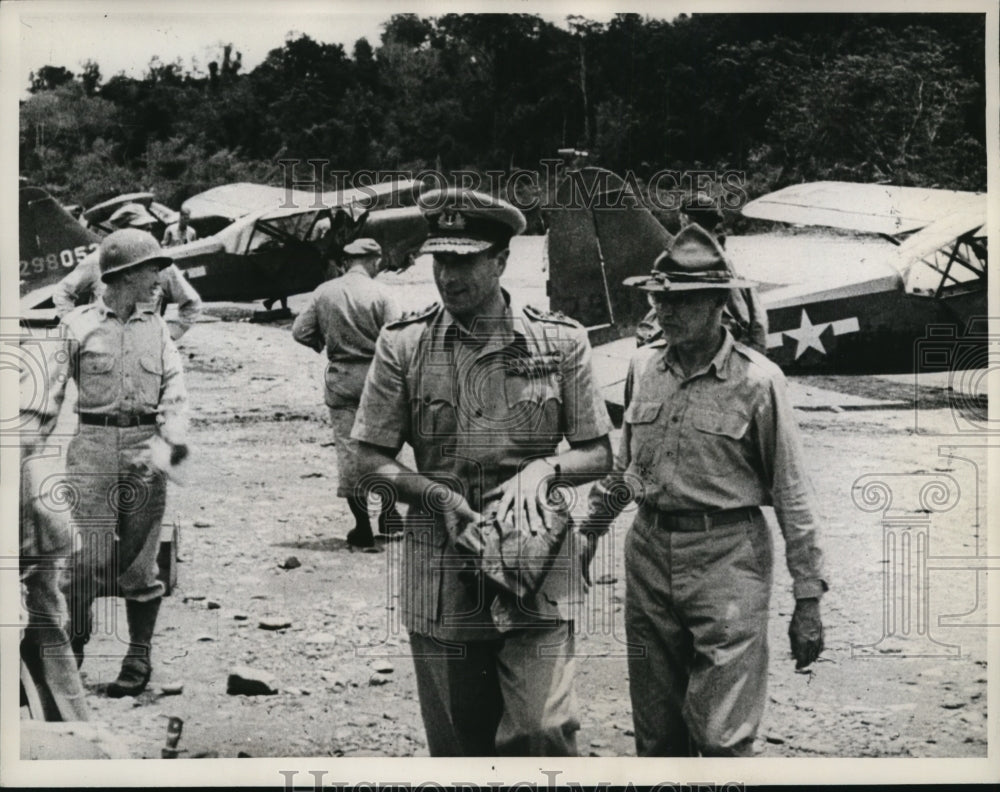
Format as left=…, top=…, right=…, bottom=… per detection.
left=32, top=229, right=190, bottom=698
left=292, top=238, right=404, bottom=549
left=583, top=224, right=827, bottom=756
left=354, top=188, right=613, bottom=756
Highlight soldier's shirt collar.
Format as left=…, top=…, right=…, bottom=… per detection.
left=95, top=297, right=157, bottom=322
left=661, top=327, right=734, bottom=381
left=441, top=289, right=515, bottom=349
left=344, top=262, right=373, bottom=278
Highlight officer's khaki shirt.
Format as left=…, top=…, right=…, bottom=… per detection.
left=590, top=329, right=826, bottom=599
left=26, top=299, right=189, bottom=446
left=353, top=292, right=612, bottom=637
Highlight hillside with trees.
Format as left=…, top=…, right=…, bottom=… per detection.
left=20, top=12, right=986, bottom=213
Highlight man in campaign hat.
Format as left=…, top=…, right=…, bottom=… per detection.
left=53, top=204, right=202, bottom=340
left=353, top=188, right=612, bottom=756
left=292, top=237, right=404, bottom=548
left=583, top=224, right=827, bottom=756
left=26, top=229, right=190, bottom=698
left=636, top=195, right=767, bottom=352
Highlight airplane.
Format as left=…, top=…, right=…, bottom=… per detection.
left=542, top=167, right=988, bottom=413
left=82, top=191, right=178, bottom=238
left=19, top=179, right=428, bottom=323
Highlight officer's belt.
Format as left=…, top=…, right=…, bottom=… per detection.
left=80, top=412, right=157, bottom=428
left=651, top=505, right=759, bottom=532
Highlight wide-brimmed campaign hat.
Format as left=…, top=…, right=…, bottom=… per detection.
left=623, top=223, right=749, bottom=292
left=418, top=187, right=526, bottom=256
left=99, top=229, right=172, bottom=282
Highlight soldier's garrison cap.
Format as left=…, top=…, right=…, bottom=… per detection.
left=418, top=187, right=526, bottom=256
left=342, top=237, right=382, bottom=258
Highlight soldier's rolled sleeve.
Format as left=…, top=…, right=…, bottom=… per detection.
left=560, top=329, right=612, bottom=444
left=162, top=264, right=203, bottom=337
left=52, top=254, right=99, bottom=319
left=351, top=330, right=409, bottom=449
left=291, top=296, right=324, bottom=352
left=758, top=372, right=827, bottom=599
left=157, top=324, right=189, bottom=445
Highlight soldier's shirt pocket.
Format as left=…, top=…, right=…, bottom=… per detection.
left=504, top=372, right=561, bottom=443
left=624, top=400, right=662, bottom=470
left=80, top=348, right=114, bottom=376
left=689, top=406, right=751, bottom=476
left=131, top=354, right=163, bottom=405
left=412, top=368, right=457, bottom=441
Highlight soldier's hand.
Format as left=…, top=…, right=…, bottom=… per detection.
left=170, top=443, right=190, bottom=466
left=490, top=459, right=556, bottom=536
left=788, top=597, right=824, bottom=670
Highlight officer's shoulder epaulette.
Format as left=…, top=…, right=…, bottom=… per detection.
left=385, top=302, right=441, bottom=329
left=523, top=304, right=581, bottom=328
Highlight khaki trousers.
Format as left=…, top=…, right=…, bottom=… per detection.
left=408, top=622, right=580, bottom=756
left=624, top=508, right=773, bottom=756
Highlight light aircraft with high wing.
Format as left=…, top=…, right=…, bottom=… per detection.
left=543, top=167, right=988, bottom=412
left=19, top=179, right=428, bottom=323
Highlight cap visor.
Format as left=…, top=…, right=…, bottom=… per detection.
left=419, top=237, right=494, bottom=256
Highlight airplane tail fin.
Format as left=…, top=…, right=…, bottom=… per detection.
left=20, top=187, right=102, bottom=303
left=543, top=167, right=671, bottom=345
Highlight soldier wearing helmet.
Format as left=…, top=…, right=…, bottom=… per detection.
left=26, top=229, right=190, bottom=699
left=53, top=203, right=203, bottom=339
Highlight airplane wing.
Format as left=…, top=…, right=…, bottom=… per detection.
left=742, top=181, right=985, bottom=237
left=83, top=192, right=156, bottom=226
left=183, top=180, right=420, bottom=226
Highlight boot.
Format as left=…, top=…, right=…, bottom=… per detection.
left=107, top=597, right=161, bottom=699
left=345, top=496, right=376, bottom=549
left=68, top=605, right=93, bottom=670
left=378, top=506, right=405, bottom=536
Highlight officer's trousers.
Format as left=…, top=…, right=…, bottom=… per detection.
left=624, top=508, right=773, bottom=756
left=62, top=425, right=167, bottom=642
left=408, top=622, right=580, bottom=756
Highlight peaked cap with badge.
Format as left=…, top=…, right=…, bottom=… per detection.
left=418, top=187, right=527, bottom=256
left=623, top=223, right=749, bottom=292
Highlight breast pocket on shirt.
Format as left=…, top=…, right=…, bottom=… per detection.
left=77, top=348, right=115, bottom=407
left=412, top=368, right=457, bottom=444
left=504, top=371, right=562, bottom=445
left=136, top=354, right=164, bottom=406
left=689, top=407, right=751, bottom=478
left=624, top=400, right=663, bottom=471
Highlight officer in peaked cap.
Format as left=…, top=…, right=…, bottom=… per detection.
left=418, top=187, right=527, bottom=256
left=30, top=228, right=190, bottom=700
left=292, top=236, right=404, bottom=549
left=583, top=222, right=827, bottom=757
left=352, top=187, right=612, bottom=756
